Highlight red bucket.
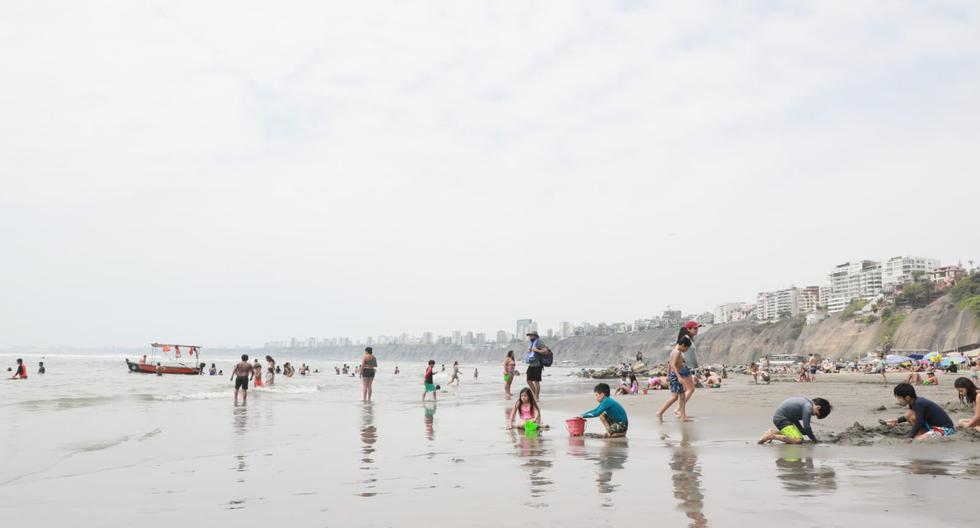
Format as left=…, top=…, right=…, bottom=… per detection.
left=565, top=417, right=586, bottom=436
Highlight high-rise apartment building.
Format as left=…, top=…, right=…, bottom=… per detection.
left=516, top=319, right=535, bottom=339
left=881, top=256, right=940, bottom=291
left=559, top=321, right=574, bottom=339
left=495, top=330, right=509, bottom=343
left=826, top=260, right=882, bottom=313
left=715, top=302, right=750, bottom=324
left=756, top=288, right=800, bottom=321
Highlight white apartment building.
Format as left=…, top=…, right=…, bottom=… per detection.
left=516, top=319, right=535, bottom=339
left=881, top=256, right=940, bottom=291
left=756, top=288, right=800, bottom=321
left=826, top=260, right=882, bottom=313
left=715, top=303, right=751, bottom=324
left=799, top=286, right=821, bottom=313
left=495, top=330, right=509, bottom=343
left=558, top=321, right=574, bottom=339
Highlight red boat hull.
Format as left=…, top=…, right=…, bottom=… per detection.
left=127, top=360, right=200, bottom=375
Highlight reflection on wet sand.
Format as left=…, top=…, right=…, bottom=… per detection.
left=232, top=405, right=248, bottom=475
left=775, top=445, right=837, bottom=494
left=668, top=423, right=707, bottom=528
left=591, top=439, right=629, bottom=500
left=905, top=459, right=950, bottom=476
left=359, top=402, right=378, bottom=497
left=510, top=430, right=553, bottom=507
left=424, top=403, right=436, bottom=441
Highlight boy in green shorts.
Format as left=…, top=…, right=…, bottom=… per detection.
left=422, top=359, right=438, bottom=401
left=758, top=396, right=832, bottom=444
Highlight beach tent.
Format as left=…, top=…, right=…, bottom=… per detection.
left=885, top=355, right=913, bottom=365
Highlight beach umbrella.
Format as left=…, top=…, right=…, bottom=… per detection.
left=940, top=356, right=968, bottom=367
left=885, top=355, right=913, bottom=365
left=924, top=352, right=942, bottom=363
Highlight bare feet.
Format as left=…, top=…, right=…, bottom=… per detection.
left=758, top=431, right=773, bottom=444
left=655, top=412, right=664, bottom=421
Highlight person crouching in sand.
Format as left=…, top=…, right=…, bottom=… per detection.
left=883, top=382, right=955, bottom=440
left=758, top=396, right=832, bottom=444
left=656, top=337, right=692, bottom=421
left=580, top=383, right=628, bottom=438
left=955, top=377, right=980, bottom=432
left=508, top=388, right=547, bottom=431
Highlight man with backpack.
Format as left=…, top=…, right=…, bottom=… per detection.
left=525, top=331, right=552, bottom=400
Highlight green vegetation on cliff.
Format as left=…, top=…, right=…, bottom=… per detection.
left=950, top=272, right=980, bottom=321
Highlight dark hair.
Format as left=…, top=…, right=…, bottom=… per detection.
left=894, top=382, right=917, bottom=399
left=265, top=355, right=273, bottom=362
left=365, top=347, right=373, bottom=354
left=428, top=359, right=435, bottom=365
left=677, top=327, right=690, bottom=344
left=594, top=383, right=611, bottom=396
left=514, top=387, right=540, bottom=415
left=241, top=354, right=248, bottom=361
left=629, top=373, right=638, bottom=384
left=955, top=377, right=977, bottom=404
left=677, top=336, right=692, bottom=349
left=812, top=397, right=832, bottom=419
left=16, top=358, right=23, bottom=364
left=507, top=350, right=514, bottom=359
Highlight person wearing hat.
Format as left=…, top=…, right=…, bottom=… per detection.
left=678, top=321, right=701, bottom=407
left=525, top=331, right=548, bottom=400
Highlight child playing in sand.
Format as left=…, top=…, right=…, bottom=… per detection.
left=883, top=382, right=955, bottom=440
left=580, top=383, right=628, bottom=438
left=422, top=360, right=438, bottom=401
left=758, top=396, right=832, bottom=444
left=924, top=371, right=939, bottom=385
left=508, top=387, right=545, bottom=430
left=955, top=377, right=980, bottom=432
left=655, top=337, right=692, bottom=421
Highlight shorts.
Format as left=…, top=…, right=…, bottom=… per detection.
left=921, top=425, right=955, bottom=438
left=668, top=372, right=684, bottom=393
left=604, top=416, right=628, bottom=435
left=424, top=383, right=436, bottom=392
left=678, top=367, right=692, bottom=377
left=779, top=424, right=804, bottom=441
left=809, top=366, right=817, bottom=374
left=362, top=368, right=375, bottom=379
left=235, top=376, right=249, bottom=390
left=526, top=366, right=543, bottom=382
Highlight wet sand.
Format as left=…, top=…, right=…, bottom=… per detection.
left=2, top=359, right=979, bottom=527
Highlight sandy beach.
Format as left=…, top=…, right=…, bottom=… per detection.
left=2, top=356, right=979, bottom=527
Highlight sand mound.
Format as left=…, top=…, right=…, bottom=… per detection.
left=824, top=421, right=980, bottom=446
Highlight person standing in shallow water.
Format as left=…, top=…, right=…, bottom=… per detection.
left=265, top=355, right=276, bottom=386
left=232, top=354, right=252, bottom=403
left=360, top=347, right=377, bottom=401
left=525, top=331, right=548, bottom=401
left=503, top=350, right=516, bottom=399
left=678, top=322, right=701, bottom=410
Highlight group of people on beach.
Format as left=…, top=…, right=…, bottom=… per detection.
left=231, top=355, right=279, bottom=403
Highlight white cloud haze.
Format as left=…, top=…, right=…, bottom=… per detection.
left=2, top=1, right=979, bottom=346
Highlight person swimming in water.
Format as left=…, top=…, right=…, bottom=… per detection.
left=11, top=358, right=27, bottom=379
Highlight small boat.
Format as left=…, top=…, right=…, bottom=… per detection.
left=126, top=342, right=203, bottom=375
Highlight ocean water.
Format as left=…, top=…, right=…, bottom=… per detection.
left=2, top=353, right=979, bottom=527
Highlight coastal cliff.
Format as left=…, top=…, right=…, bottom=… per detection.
left=242, top=296, right=979, bottom=366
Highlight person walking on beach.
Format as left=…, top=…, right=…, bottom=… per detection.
left=758, top=396, right=832, bottom=444
left=678, top=322, right=701, bottom=407
left=10, top=358, right=27, bottom=379
left=656, top=337, right=692, bottom=421
left=525, top=331, right=549, bottom=401
left=360, top=347, right=377, bottom=401
left=422, top=360, right=438, bottom=401
left=807, top=354, right=818, bottom=382
left=232, top=354, right=252, bottom=403
left=449, top=361, right=461, bottom=385
left=503, top=350, right=516, bottom=399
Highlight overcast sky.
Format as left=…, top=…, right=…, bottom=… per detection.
left=2, top=1, right=979, bottom=347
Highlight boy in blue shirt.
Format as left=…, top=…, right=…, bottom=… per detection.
left=581, top=383, right=628, bottom=438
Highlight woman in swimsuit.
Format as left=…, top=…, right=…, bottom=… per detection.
left=360, top=347, right=378, bottom=401
left=252, top=360, right=264, bottom=388
left=503, top=350, right=516, bottom=399
left=265, top=355, right=276, bottom=386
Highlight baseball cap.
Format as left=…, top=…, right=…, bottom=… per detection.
left=684, top=321, right=701, bottom=329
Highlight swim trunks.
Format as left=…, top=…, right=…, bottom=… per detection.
left=922, top=425, right=955, bottom=438
left=362, top=368, right=376, bottom=379
left=779, top=425, right=804, bottom=441
left=809, top=366, right=817, bottom=374
left=603, top=416, right=628, bottom=435
left=235, top=376, right=249, bottom=390
left=678, top=366, right=692, bottom=378
left=526, top=366, right=543, bottom=382
left=668, top=372, right=684, bottom=393
left=424, top=383, right=436, bottom=392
